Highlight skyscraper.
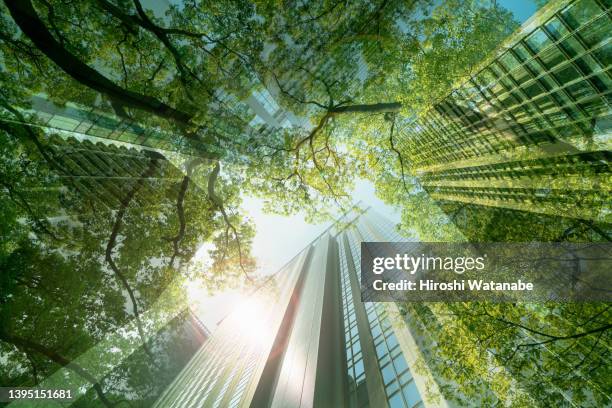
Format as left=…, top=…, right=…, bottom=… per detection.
left=394, top=0, right=610, bottom=239
left=0, top=115, right=219, bottom=407
left=153, top=207, right=445, bottom=408
left=9, top=79, right=294, bottom=162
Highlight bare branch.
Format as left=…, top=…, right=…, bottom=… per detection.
left=207, top=162, right=253, bottom=282
left=270, top=71, right=328, bottom=109
left=329, top=101, right=401, bottom=114
left=387, top=115, right=410, bottom=194
left=105, top=154, right=161, bottom=362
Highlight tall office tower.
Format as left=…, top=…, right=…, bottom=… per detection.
left=6, top=86, right=291, bottom=163
left=10, top=95, right=209, bottom=156
left=0, top=121, right=217, bottom=405
left=153, top=208, right=446, bottom=408
left=395, top=0, right=611, bottom=240
left=39, top=135, right=181, bottom=209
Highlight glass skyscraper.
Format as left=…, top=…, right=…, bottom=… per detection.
left=153, top=208, right=440, bottom=408
left=148, top=2, right=610, bottom=405
left=1, top=0, right=608, bottom=406
left=395, top=0, right=610, bottom=233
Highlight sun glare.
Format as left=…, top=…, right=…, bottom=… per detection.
left=227, top=296, right=274, bottom=349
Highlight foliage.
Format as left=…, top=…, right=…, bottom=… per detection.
left=0, top=0, right=609, bottom=406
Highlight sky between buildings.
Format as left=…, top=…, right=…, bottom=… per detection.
left=184, top=0, right=545, bottom=331
left=191, top=178, right=400, bottom=329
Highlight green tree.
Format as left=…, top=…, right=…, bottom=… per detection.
left=0, top=114, right=255, bottom=405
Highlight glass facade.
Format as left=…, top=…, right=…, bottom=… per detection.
left=21, top=96, right=204, bottom=155
left=18, top=81, right=293, bottom=160
left=153, top=248, right=312, bottom=408
left=39, top=135, right=184, bottom=209
left=402, top=0, right=610, bottom=167
left=1, top=0, right=607, bottom=405
left=339, top=236, right=367, bottom=402
left=151, top=208, right=436, bottom=408
left=345, top=217, right=424, bottom=408
left=396, top=0, right=610, bottom=225
left=365, top=301, right=421, bottom=408
left=155, top=312, right=257, bottom=407
left=253, top=89, right=281, bottom=116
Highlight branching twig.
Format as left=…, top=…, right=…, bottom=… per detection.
left=165, top=175, right=189, bottom=269
left=165, top=158, right=204, bottom=270
left=105, top=154, right=161, bottom=362
left=387, top=115, right=410, bottom=194
left=207, top=162, right=253, bottom=282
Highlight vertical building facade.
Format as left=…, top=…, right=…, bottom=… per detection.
left=11, top=83, right=293, bottom=163
left=18, top=95, right=208, bottom=156
left=153, top=208, right=446, bottom=408
left=395, top=0, right=611, bottom=238
left=1, top=118, right=217, bottom=406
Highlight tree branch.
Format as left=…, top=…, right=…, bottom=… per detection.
left=0, top=99, right=66, bottom=174
left=105, top=153, right=161, bottom=362
left=0, top=179, right=60, bottom=240
left=4, top=0, right=193, bottom=124
left=387, top=115, right=410, bottom=194
left=130, top=0, right=202, bottom=88
left=0, top=332, right=115, bottom=408
left=329, top=101, right=401, bottom=114
left=207, top=162, right=253, bottom=282
left=166, top=175, right=189, bottom=269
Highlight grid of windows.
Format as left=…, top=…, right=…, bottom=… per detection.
left=210, top=373, right=233, bottom=407
left=253, top=89, right=281, bottom=115
left=365, top=302, right=422, bottom=408
left=343, top=224, right=424, bottom=408
left=420, top=150, right=610, bottom=185
left=154, top=251, right=316, bottom=408
left=399, top=0, right=610, bottom=171
left=228, top=356, right=258, bottom=407
left=23, top=97, right=207, bottom=155
left=25, top=90, right=290, bottom=160
left=154, top=209, right=435, bottom=408
left=339, top=238, right=367, bottom=396
left=212, top=363, right=241, bottom=408
left=172, top=349, right=225, bottom=408
left=155, top=323, right=257, bottom=408
left=39, top=136, right=185, bottom=212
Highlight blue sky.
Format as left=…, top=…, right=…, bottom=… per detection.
left=499, top=0, right=540, bottom=23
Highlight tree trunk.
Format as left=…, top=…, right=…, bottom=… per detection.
left=329, top=102, right=401, bottom=114
left=4, top=0, right=193, bottom=125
